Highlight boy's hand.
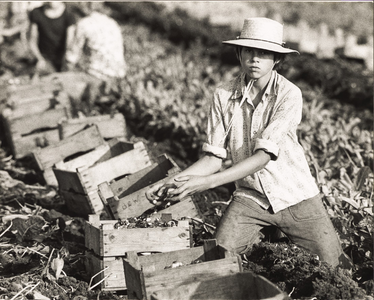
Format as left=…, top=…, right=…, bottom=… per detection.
left=145, top=182, right=178, bottom=204
left=167, top=175, right=213, bottom=201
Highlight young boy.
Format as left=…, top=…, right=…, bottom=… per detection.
left=146, top=17, right=351, bottom=269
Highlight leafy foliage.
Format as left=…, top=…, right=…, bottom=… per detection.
left=244, top=242, right=368, bottom=299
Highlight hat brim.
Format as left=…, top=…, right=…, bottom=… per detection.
left=223, top=39, right=299, bottom=54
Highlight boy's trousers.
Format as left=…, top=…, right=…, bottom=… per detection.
left=215, top=193, right=353, bottom=269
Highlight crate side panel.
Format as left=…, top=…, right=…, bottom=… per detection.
left=138, top=246, right=205, bottom=274
left=101, top=226, right=190, bottom=256
left=12, top=129, right=60, bottom=159
left=54, top=168, right=86, bottom=194
left=60, top=190, right=94, bottom=216
left=143, top=256, right=241, bottom=298
left=60, top=144, right=110, bottom=171
left=85, top=147, right=152, bottom=190
left=32, top=125, right=105, bottom=170
left=107, top=178, right=170, bottom=220
left=60, top=113, right=126, bottom=140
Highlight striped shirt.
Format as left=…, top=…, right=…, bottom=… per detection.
left=202, top=70, right=320, bottom=213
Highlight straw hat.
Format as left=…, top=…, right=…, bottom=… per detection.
left=223, top=18, right=299, bottom=54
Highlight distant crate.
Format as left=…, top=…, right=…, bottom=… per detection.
left=53, top=138, right=152, bottom=216
left=32, top=124, right=106, bottom=186
left=58, top=113, right=127, bottom=140
left=1, top=107, right=69, bottom=159
left=84, top=214, right=191, bottom=291
left=150, top=271, right=288, bottom=300
left=124, top=239, right=243, bottom=300
left=1, top=79, right=70, bottom=118
left=98, top=154, right=201, bottom=220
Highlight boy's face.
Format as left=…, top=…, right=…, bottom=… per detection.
left=239, top=47, right=276, bottom=80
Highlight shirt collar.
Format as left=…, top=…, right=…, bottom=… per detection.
left=230, top=70, right=279, bottom=101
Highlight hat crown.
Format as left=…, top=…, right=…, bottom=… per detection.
left=240, top=18, right=284, bottom=46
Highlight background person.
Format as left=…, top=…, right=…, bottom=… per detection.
left=64, top=2, right=126, bottom=81
left=28, top=2, right=76, bottom=75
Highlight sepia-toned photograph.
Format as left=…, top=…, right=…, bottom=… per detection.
left=0, top=1, right=373, bottom=299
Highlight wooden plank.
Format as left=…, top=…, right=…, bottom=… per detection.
left=60, top=190, right=95, bottom=216
left=54, top=169, right=86, bottom=194
left=60, top=189, right=106, bottom=216
left=59, top=113, right=126, bottom=140
left=85, top=252, right=127, bottom=291
left=134, top=247, right=205, bottom=273
left=56, top=144, right=111, bottom=171
left=43, top=167, right=59, bottom=187
left=4, top=107, right=68, bottom=136
left=85, top=220, right=190, bottom=257
left=93, top=139, right=136, bottom=164
left=150, top=272, right=287, bottom=300
left=124, top=252, right=146, bottom=299
left=11, top=129, right=61, bottom=159
left=79, top=144, right=152, bottom=195
left=32, top=124, right=105, bottom=171
left=4, top=93, right=71, bottom=119
left=6, top=80, right=61, bottom=101
left=147, top=197, right=201, bottom=221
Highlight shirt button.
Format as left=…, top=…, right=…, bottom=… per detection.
left=253, top=131, right=257, bottom=135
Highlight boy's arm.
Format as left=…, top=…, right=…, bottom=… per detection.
left=145, top=153, right=222, bottom=201
left=168, top=149, right=270, bottom=201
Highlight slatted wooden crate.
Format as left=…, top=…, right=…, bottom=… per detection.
left=123, top=239, right=242, bottom=300
left=32, top=124, right=106, bottom=186
left=150, top=271, right=288, bottom=300
left=84, top=214, right=191, bottom=291
left=53, top=138, right=152, bottom=216
left=58, top=113, right=127, bottom=140
left=2, top=78, right=70, bottom=118
left=1, top=107, right=69, bottom=159
left=98, top=154, right=201, bottom=220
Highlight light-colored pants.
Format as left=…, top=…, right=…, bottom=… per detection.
left=215, top=193, right=353, bottom=269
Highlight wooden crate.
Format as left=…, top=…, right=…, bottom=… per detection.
left=2, top=79, right=70, bottom=118
left=85, top=215, right=191, bottom=257
left=98, top=154, right=200, bottom=220
left=1, top=107, right=69, bottom=159
left=150, top=271, right=288, bottom=300
left=32, top=124, right=106, bottom=186
left=84, top=214, right=191, bottom=291
left=123, top=239, right=243, bottom=300
left=53, top=139, right=152, bottom=215
left=58, top=113, right=127, bottom=140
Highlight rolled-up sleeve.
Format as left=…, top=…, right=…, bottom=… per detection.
left=253, top=86, right=303, bottom=161
left=202, top=89, right=229, bottom=159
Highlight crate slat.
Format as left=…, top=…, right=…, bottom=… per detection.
left=59, top=113, right=127, bottom=140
